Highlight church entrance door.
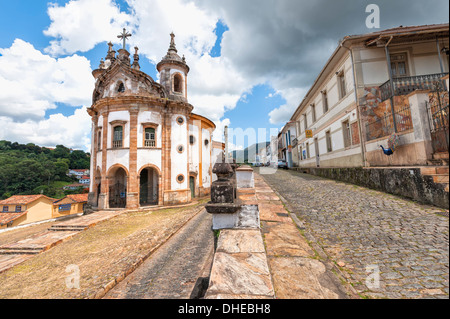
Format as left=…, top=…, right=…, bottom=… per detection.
left=189, top=176, right=195, bottom=199
left=140, top=167, right=159, bottom=206
left=108, top=167, right=127, bottom=209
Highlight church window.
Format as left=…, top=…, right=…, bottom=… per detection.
left=113, top=126, right=124, bottom=148
left=204, top=139, right=209, bottom=147
left=189, top=135, right=195, bottom=145
left=144, top=127, right=156, bottom=148
left=117, top=82, right=125, bottom=93
left=176, top=116, right=184, bottom=125
left=177, top=145, right=184, bottom=153
left=97, top=131, right=102, bottom=150
left=173, top=74, right=183, bottom=93
left=177, top=174, right=185, bottom=183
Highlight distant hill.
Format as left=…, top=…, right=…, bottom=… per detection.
left=231, top=141, right=270, bottom=164
left=0, top=140, right=90, bottom=199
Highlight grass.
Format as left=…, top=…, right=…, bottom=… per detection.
left=0, top=201, right=206, bottom=299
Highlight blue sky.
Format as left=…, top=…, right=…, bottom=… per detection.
left=0, top=0, right=448, bottom=151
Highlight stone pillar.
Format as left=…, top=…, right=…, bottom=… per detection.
left=161, top=110, right=172, bottom=205
left=88, top=114, right=98, bottom=207
left=407, top=90, right=433, bottom=163
left=236, top=165, right=255, bottom=189
left=127, top=108, right=139, bottom=209
left=99, top=112, right=109, bottom=209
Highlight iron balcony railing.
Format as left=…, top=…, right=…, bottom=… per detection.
left=365, top=104, right=414, bottom=142
left=379, top=72, right=448, bottom=101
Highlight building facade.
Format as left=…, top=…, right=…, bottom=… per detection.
left=87, top=33, right=218, bottom=210
left=0, top=195, right=56, bottom=229
left=290, top=24, right=449, bottom=169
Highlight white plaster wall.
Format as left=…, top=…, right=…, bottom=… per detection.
left=171, top=114, right=188, bottom=190
left=106, top=149, right=129, bottom=173
left=202, top=128, right=211, bottom=188
left=97, top=115, right=103, bottom=127
left=137, top=111, right=162, bottom=148
left=137, top=149, right=162, bottom=174
left=188, top=124, right=200, bottom=181
left=413, top=55, right=442, bottom=75
left=362, top=61, right=389, bottom=85
left=96, top=152, right=102, bottom=171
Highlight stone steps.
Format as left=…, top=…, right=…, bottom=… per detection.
left=0, top=247, right=43, bottom=255
left=49, top=225, right=87, bottom=232
left=420, top=166, right=449, bottom=193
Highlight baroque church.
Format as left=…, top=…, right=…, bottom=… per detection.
left=87, top=30, right=221, bottom=209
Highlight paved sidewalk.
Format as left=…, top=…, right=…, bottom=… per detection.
left=238, top=173, right=353, bottom=299
left=261, top=169, right=449, bottom=299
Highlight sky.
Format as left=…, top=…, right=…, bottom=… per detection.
left=0, top=0, right=448, bottom=152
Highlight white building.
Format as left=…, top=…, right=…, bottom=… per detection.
left=290, top=24, right=449, bottom=168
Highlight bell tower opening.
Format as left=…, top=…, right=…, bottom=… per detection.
left=173, top=74, right=183, bottom=93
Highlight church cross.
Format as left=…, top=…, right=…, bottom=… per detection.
left=117, top=28, right=132, bottom=50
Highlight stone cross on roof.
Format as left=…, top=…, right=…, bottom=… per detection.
left=117, top=28, right=132, bottom=50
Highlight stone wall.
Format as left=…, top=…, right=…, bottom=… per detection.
left=298, top=167, right=448, bottom=209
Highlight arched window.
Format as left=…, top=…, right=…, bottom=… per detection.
left=173, top=74, right=183, bottom=93
left=117, top=82, right=125, bottom=93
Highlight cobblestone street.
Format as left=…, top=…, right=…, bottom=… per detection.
left=260, top=169, right=449, bottom=299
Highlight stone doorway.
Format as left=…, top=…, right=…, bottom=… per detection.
left=189, top=176, right=196, bottom=199
left=140, top=167, right=159, bottom=206
left=108, top=167, right=127, bottom=208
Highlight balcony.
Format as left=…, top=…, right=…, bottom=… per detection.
left=144, top=139, right=156, bottom=148
left=380, top=73, right=448, bottom=101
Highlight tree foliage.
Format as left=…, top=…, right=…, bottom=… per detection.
left=0, top=140, right=90, bottom=199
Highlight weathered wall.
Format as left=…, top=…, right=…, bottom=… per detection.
left=298, top=167, right=448, bottom=209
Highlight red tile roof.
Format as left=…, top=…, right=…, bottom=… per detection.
left=55, top=194, right=89, bottom=204
left=0, top=195, right=56, bottom=205
left=0, top=211, right=28, bottom=226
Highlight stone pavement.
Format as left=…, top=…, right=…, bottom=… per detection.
left=261, top=169, right=449, bottom=299
left=206, top=173, right=352, bottom=299
left=103, top=209, right=214, bottom=299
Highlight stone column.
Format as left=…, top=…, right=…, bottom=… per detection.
left=88, top=114, right=98, bottom=207
left=127, top=107, right=140, bottom=209
left=99, top=111, right=109, bottom=209
left=407, top=90, right=433, bottom=163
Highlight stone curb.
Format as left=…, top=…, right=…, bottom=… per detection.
left=90, top=205, right=206, bottom=299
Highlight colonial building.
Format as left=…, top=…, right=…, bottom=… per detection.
left=290, top=24, right=449, bottom=169
left=0, top=195, right=56, bottom=229
left=87, top=32, right=219, bottom=210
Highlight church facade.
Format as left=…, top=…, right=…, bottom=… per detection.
left=87, top=32, right=219, bottom=209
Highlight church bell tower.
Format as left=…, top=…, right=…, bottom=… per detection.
left=157, top=33, right=190, bottom=102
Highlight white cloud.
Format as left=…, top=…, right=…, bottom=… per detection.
left=44, top=0, right=132, bottom=56
left=0, top=39, right=94, bottom=121
left=0, top=106, right=92, bottom=151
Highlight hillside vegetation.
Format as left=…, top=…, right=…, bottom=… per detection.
left=0, top=140, right=90, bottom=199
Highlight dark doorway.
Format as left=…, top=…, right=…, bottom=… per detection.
left=189, top=176, right=195, bottom=199
left=140, top=168, right=159, bottom=206
left=108, top=167, right=127, bottom=208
